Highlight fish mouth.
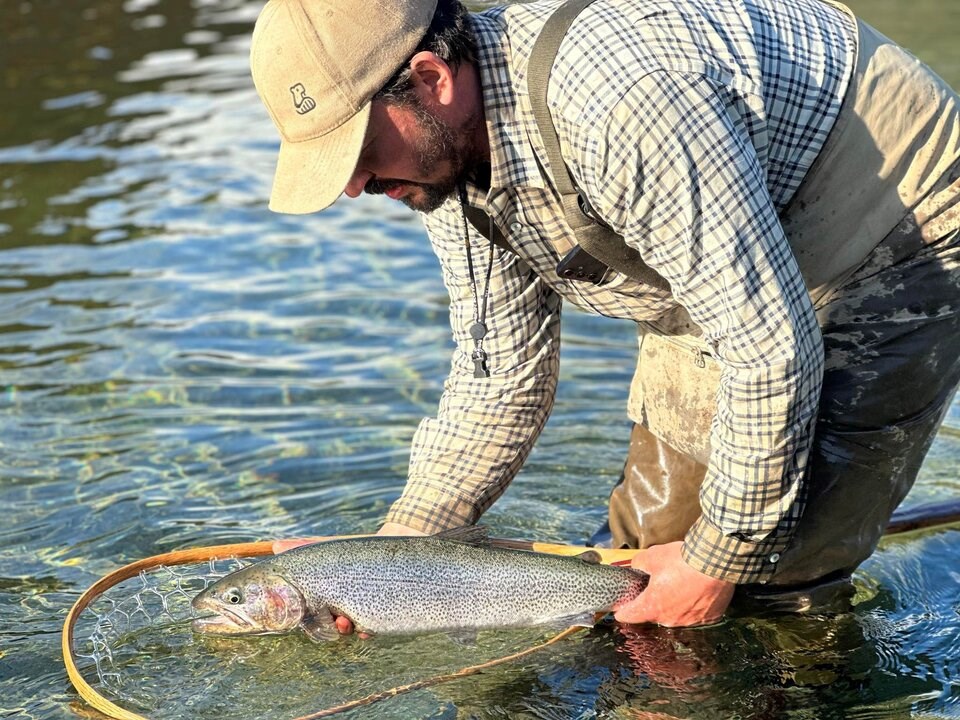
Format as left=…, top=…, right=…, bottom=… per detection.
left=191, top=600, right=254, bottom=635
left=192, top=611, right=251, bottom=634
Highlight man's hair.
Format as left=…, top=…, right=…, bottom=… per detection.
left=374, top=0, right=476, bottom=104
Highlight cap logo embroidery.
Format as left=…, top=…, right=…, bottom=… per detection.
left=290, top=83, right=316, bottom=115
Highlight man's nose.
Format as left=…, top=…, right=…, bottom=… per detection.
left=344, top=169, right=373, bottom=198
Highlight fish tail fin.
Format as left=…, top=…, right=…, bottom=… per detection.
left=574, top=549, right=603, bottom=564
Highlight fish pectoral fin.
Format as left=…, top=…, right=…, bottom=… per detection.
left=300, top=609, right=340, bottom=643
left=574, top=549, right=602, bottom=565
left=431, top=525, right=490, bottom=547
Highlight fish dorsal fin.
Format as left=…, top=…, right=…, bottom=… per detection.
left=432, top=525, right=490, bottom=546
left=575, top=549, right=603, bottom=565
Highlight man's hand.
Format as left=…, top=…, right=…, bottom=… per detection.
left=613, top=540, right=735, bottom=627
left=377, top=522, right=428, bottom=537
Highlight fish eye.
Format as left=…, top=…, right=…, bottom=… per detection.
left=224, top=588, right=243, bottom=604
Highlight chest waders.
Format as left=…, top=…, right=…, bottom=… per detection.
left=469, top=0, right=960, bottom=610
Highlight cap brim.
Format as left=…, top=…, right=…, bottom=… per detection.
left=268, top=103, right=371, bottom=215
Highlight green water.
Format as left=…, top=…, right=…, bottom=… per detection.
left=0, top=1, right=957, bottom=718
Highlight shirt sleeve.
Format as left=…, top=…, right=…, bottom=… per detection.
left=572, top=71, right=825, bottom=583
left=383, top=200, right=563, bottom=533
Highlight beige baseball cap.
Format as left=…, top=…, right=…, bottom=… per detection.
left=250, top=0, right=438, bottom=214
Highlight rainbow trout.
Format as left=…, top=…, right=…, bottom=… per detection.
left=191, top=527, right=648, bottom=642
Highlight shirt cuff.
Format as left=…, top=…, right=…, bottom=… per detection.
left=383, top=479, right=481, bottom=535
left=682, top=515, right=791, bottom=584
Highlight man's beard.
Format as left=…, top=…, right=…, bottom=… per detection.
left=365, top=98, right=484, bottom=213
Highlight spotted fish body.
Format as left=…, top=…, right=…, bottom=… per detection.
left=192, top=529, right=649, bottom=640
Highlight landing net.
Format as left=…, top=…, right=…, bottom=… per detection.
left=63, top=538, right=635, bottom=720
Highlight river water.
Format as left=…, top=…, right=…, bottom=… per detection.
left=1, top=1, right=958, bottom=718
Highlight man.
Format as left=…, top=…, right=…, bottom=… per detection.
left=252, top=0, right=960, bottom=627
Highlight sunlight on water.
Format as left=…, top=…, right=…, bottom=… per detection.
left=0, top=0, right=958, bottom=718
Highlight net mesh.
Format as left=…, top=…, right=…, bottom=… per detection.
left=74, top=558, right=249, bottom=698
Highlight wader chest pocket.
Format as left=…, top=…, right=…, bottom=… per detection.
left=629, top=333, right=721, bottom=465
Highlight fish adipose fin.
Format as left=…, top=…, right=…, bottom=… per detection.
left=432, top=525, right=490, bottom=546
left=575, top=549, right=603, bottom=565
left=300, top=608, right=340, bottom=642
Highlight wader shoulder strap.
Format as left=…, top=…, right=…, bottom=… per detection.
left=463, top=203, right=515, bottom=254
left=527, top=0, right=671, bottom=292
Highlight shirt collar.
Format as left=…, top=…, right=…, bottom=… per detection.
left=469, top=9, right=547, bottom=197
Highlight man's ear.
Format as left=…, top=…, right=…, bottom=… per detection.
left=408, top=51, right=457, bottom=107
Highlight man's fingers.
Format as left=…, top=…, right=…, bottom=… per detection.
left=334, top=615, right=371, bottom=640
left=271, top=538, right=319, bottom=554
left=614, top=597, right=655, bottom=625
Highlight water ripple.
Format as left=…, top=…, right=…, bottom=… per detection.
left=1, top=1, right=959, bottom=719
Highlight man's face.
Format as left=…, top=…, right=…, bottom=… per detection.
left=344, top=95, right=483, bottom=213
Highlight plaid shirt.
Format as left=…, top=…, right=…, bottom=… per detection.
left=385, top=0, right=856, bottom=583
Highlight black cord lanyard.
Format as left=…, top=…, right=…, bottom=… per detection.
left=458, top=184, right=496, bottom=378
